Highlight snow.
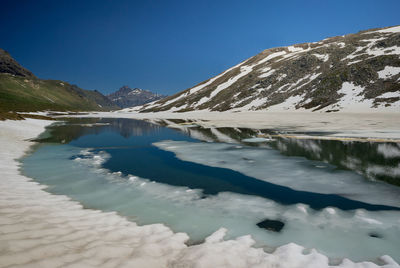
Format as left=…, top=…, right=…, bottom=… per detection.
left=277, top=73, right=287, bottom=81
left=234, top=96, right=270, bottom=110
left=59, top=109, right=400, bottom=141
left=341, top=37, right=400, bottom=62
left=378, top=66, right=400, bottom=79
left=336, top=42, right=346, bottom=48
left=374, top=26, right=400, bottom=34
left=195, top=65, right=254, bottom=107
left=378, top=91, right=400, bottom=98
left=322, top=82, right=375, bottom=112
left=348, top=59, right=363, bottom=65
left=0, top=119, right=188, bottom=268
left=313, top=53, right=329, bottom=62
left=287, top=46, right=304, bottom=52
left=3, top=117, right=400, bottom=267
left=190, top=60, right=248, bottom=95
left=366, top=45, right=400, bottom=57
left=258, top=68, right=276, bottom=78
left=4, top=120, right=398, bottom=267
left=267, top=94, right=306, bottom=111
left=257, top=51, right=287, bottom=65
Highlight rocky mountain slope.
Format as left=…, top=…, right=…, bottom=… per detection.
left=107, top=86, right=166, bottom=108
left=140, top=25, right=400, bottom=113
left=0, top=49, right=119, bottom=114
left=0, top=49, right=35, bottom=78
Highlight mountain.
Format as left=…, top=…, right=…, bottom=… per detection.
left=140, top=25, right=400, bottom=113
left=107, top=86, right=166, bottom=108
left=0, top=49, right=35, bottom=78
left=0, top=49, right=119, bottom=115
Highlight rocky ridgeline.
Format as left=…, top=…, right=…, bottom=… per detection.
left=141, top=25, right=400, bottom=113
left=0, top=49, right=35, bottom=77
left=107, top=86, right=166, bottom=108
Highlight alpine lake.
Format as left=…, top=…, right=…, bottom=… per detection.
left=21, top=117, right=400, bottom=264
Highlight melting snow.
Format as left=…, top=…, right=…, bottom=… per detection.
left=378, top=91, right=400, bottom=98
left=259, top=68, right=276, bottom=78
left=287, top=46, right=304, bottom=52
left=195, top=65, right=254, bottom=107
left=378, top=66, right=400, bottom=79
left=267, top=94, right=306, bottom=111
left=374, top=26, right=400, bottom=34
left=258, top=51, right=287, bottom=65
left=313, top=53, right=329, bottom=62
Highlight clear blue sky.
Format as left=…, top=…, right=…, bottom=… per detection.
left=1, top=0, right=399, bottom=95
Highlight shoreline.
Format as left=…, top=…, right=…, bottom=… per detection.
left=46, top=110, right=400, bottom=141
left=0, top=118, right=399, bottom=267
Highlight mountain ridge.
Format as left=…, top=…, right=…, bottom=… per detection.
left=107, top=86, right=166, bottom=108
left=0, top=48, right=119, bottom=116
left=139, top=25, right=400, bottom=113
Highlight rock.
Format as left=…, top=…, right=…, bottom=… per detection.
left=256, top=219, right=285, bottom=232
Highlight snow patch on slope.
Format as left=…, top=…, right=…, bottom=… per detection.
left=258, top=51, right=287, bottom=65
left=195, top=65, right=254, bottom=107
left=378, top=66, right=400, bottom=79
left=374, top=26, right=400, bottom=34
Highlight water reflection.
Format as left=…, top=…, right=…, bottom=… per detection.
left=153, top=119, right=400, bottom=187
left=38, top=117, right=400, bottom=188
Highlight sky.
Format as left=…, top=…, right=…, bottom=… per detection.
left=1, top=0, right=399, bottom=95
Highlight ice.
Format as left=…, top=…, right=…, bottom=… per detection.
left=23, top=145, right=400, bottom=264
left=154, top=140, right=400, bottom=208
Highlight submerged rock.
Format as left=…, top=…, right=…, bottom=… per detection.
left=256, top=219, right=285, bottom=232
left=369, top=232, right=383, bottom=239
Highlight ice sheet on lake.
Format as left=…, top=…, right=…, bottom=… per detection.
left=2, top=119, right=400, bottom=267
left=22, top=143, right=400, bottom=264
left=154, top=140, right=400, bottom=208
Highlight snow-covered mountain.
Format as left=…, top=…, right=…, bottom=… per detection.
left=107, top=86, right=166, bottom=108
left=140, top=25, right=400, bottom=113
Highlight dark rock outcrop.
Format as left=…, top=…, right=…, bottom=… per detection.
left=0, top=49, right=35, bottom=77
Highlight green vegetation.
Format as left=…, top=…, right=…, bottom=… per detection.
left=0, top=74, right=120, bottom=120
left=0, top=48, right=119, bottom=120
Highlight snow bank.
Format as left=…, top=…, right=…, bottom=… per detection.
left=0, top=119, right=187, bottom=267
left=1, top=119, right=399, bottom=267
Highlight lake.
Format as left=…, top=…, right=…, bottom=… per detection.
left=22, top=117, right=400, bottom=263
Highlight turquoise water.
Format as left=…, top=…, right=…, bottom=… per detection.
left=21, top=118, right=400, bottom=262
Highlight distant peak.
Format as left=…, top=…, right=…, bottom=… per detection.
left=107, top=85, right=167, bottom=108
